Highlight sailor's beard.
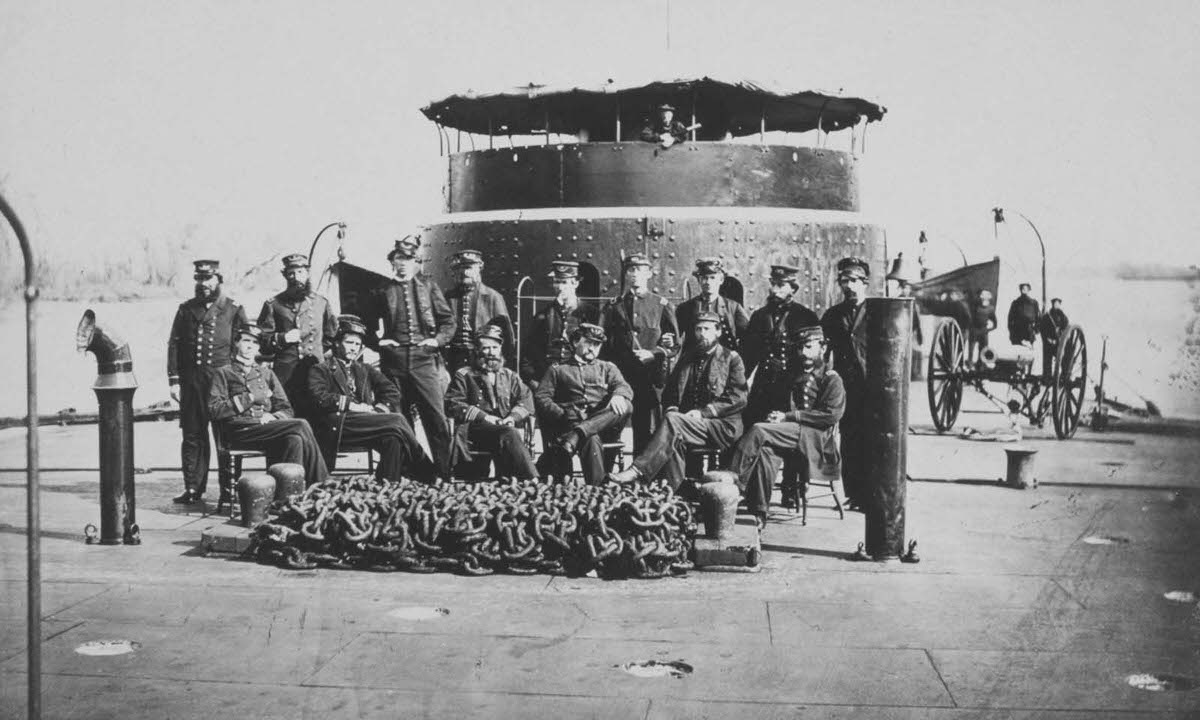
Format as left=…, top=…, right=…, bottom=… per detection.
left=479, top=356, right=503, bottom=372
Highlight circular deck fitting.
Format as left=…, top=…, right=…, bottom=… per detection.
left=1163, top=590, right=1197, bottom=603
left=1126, top=673, right=1197, bottom=692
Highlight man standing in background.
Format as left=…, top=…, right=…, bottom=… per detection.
left=443, top=249, right=512, bottom=373
left=1007, top=282, right=1041, bottom=346
left=167, top=259, right=247, bottom=505
left=821, top=257, right=871, bottom=511
left=257, top=253, right=337, bottom=417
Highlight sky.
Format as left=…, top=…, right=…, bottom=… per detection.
left=2, top=0, right=1199, bottom=282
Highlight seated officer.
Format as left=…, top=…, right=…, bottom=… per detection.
left=725, top=326, right=845, bottom=530
left=307, top=314, right=436, bottom=483
left=607, top=311, right=747, bottom=489
left=445, top=323, right=538, bottom=481
left=520, top=260, right=600, bottom=388
left=207, top=322, right=330, bottom=488
left=534, top=323, right=633, bottom=484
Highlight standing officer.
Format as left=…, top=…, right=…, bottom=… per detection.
left=534, top=324, right=633, bottom=484
left=821, top=256, right=871, bottom=510
left=1039, top=297, right=1071, bottom=378
left=607, top=311, right=747, bottom=490
left=675, top=257, right=750, bottom=354
left=741, top=264, right=820, bottom=425
left=207, top=322, right=329, bottom=486
left=367, top=234, right=456, bottom=479
left=167, top=259, right=247, bottom=505
left=601, top=252, right=678, bottom=453
left=445, top=323, right=539, bottom=481
left=307, top=314, right=436, bottom=483
left=257, top=253, right=337, bottom=417
left=443, top=249, right=513, bottom=373
left=1007, top=282, right=1041, bottom=346
left=726, top=325, right=845, bottom=530
left=519, top=260, right=600, bottom=388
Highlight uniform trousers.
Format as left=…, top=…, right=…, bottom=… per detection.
left=275, top=356, right=319, bottom=419
left=838, top=385, right=868, bottom=504
left=178, top=372, right=212, bottom=494
left=631, top=412, right=742, bottom=490
left=728, top=422, right=837, bottom=515
left=454, top=423, right=539, bottom=481
left=617, top=362, right=663, bottom=454
left=537, top=407, right=629, bottom=485
left=380, top=345, right=452, bottom=478
left=220, top=418, right=329, bottom=486
left=315, top=412, right=435, bottom=483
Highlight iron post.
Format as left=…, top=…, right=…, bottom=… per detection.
left=1, top=190, right=41, bottom=719
left=861, top=297, right=913, bottom=561
left=76, top=310, right=139, bottom=544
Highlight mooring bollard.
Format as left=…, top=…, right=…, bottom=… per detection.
left=268, top=463, right=306, bottom=503
left=861, top=297, right=913, bottom=562
left=1004, top=447, right=1038, bottom=489
left=77, top=310, right=140, bottom=545
left=237, top=474, right=276, bottom=527
left=696, top=471, right=740, bottom=540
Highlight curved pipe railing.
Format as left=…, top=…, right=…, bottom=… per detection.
left=0, top=190, right=41, bottom=719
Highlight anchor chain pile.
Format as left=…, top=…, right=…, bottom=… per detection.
left=250, top=475, right=697, bottom=578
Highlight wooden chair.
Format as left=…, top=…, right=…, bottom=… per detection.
left=211, top=422, right=265, bottom=517
left=332, top=444, right=376, bottom=476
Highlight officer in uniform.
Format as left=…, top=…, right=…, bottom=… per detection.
left=443, top=249, right=513, bottom=373
left=207, top=322, right=329, bottom=487
left=534, top=323, right=633, bottom=485
left=445, top=323, right=538, bottom=481
left=1007, top=282, right=1041, bottom=346
left=741, top=264, right=820, bottom=425
left=820, top=257, right=871, bottom=510
left=257, top=252, right=337, bottom=416
left=1038, top=297, right=1071, bottom=379
left=167, top=259, right=247, bottom=505
left=367, top=234, right=456, bottom=478
left=307, top=314, right=436, bottom=483
left=675, top=257, right=750, bottom=354
left=607, top=311, right=747, bottom=490
left=601, top=252, right=678, bottom=453
left=726, top=325, right=845, bottom=530
left=519, top=260, right=600, bottom=388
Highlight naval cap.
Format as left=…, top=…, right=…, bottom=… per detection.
left=281, top=253, right=309, bottom=270
left=451, top=249, right=484, bottom=268
left=336, top=314, right=367, bottom=339
left=571, top=323, right=607, bottom=344
left=656, top=103, right=676, bottom=112
left=791, top=325, right=825, bottom=344
left=694, top=310, right=722, bottom=327
left=769, top=264, right=801, bottom=288
left=236, top=321, right=263, bottom=342
left=622, top=252, right=651, bottom=270
left=836, top=257, right=870, bottom=281
left=693, top=257, right=725, bottom=277
left=388, top=234, right=422, bottom=261
left=474, top=323, right=505, bottom=346
left=548, top=260, right=580, bottom=279
left=193, top=259, right=221, bottom=279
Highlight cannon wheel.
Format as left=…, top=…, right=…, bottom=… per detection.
left=1051, top=325, right=1087, bottom=439
left=927, top=318, right=966, bottom=433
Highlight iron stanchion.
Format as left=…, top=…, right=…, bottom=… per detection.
left=861, top=297, right=914, bottom=562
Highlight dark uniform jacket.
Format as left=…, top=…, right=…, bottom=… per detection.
left=257, top=290, right=337, bottom=372
left=307, top=357, right=403, bottom=417
left=675, top=294, right=750, bottom=353
left=446, top=365, right=533, bottom=425
left=368, top=276, right=456, bottom=351
left=601, top=290, right=678, bottom=381
left=520, top=300, right=600, bottom=384
left=783, top=362, right=845, bottom=482
left=638, top=120, right=688, bottom=144
left=534, top=357, right=633, bottom=424
left=971, top=303, right=997, bottom=341
left=1007, top=295, right=1041, bottom=344
left=168, top=293, right=247, bottom=384
left=743, top=299, right=820, bottom=379
left=444, top=282, right=513, bottom=354
left=820, top=300, right=868, bottom=390
left=662, top=344, right=748, bottom=419
left=207, top=361, right=293, bottom=423
left=1038, top=308, right=1070, bottom=342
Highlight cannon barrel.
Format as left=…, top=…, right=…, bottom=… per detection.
left=76, top=309, right=139, bottom=545
left=980, top=344, right=1035, bottom=371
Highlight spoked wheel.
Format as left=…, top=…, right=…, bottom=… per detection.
left=1052, top=325, right=1087, bottom=439
left=926, top=318, right=966, bottom=433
